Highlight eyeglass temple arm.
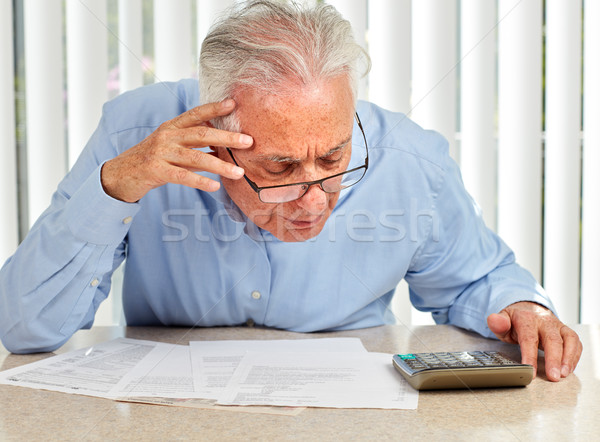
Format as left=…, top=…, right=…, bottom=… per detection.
left=354, top=112, right=369, bottom=167
left=225, top=148, right=261, bottom=192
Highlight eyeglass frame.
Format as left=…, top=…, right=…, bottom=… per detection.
left=225, top=112, right=369, bottom=204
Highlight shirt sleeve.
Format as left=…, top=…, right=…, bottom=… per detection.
left=0, top=113, right=140, bottom=354
left=404, top=141, right=556, bottom=339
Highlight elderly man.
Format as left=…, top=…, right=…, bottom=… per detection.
left=0, top=0, right=581, bottom=381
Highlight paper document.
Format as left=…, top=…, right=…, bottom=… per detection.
left=117, top=396, right=305, bottom=416
left=1, top=336, right=418, bottom=410
left=0, top=338, right=167, bottom=398
left=112, top=344, right=196, bottom=398
left=216, top=351, right=419, bottom=409
left=112, top=341, right=307, bottom=415
left=190, top=338, right=367, bottom=399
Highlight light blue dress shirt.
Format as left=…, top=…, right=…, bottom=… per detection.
left=0, top=79, right=554, bottom=353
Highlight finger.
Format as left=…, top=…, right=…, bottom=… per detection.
left=169, top=99, right=237, bottom=130
left=165, top=147, right=245, bottom=180
left=486, top=312, right=513, bottom=342
left=170, top=124, right=253, bottom=150
left=538, top=324, right=564, bottom=382
left=162, top=164, right=223, bottom=192
left=513, top=321, right=540, bottom=378
left=560, top=326, right=583, bottom=377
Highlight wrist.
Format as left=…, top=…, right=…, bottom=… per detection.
left=100, top=159, right=140, bottom=203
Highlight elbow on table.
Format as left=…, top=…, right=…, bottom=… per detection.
left=1, top=323, right=70, bottom=354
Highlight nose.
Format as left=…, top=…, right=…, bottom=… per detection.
left=295, top=183, right=328, bottom=214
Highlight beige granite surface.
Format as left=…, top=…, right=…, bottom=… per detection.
left=0, top=324, right=598, bottom=441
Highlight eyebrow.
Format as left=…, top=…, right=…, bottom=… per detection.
left=255, top=134, right=353, bottom=164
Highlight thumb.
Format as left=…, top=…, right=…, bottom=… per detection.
left=487, top=311, right=512, bottom=341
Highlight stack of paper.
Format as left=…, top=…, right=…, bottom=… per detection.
left=0, top=337, right=418, bottom=410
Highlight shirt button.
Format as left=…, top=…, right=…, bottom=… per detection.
left=246, top=319, right=255, bottom=327
left=251, top=290, right=261, bottom=300
left=122, top=216, right=133, bottom=224
left=90, top=278, right=100, bottom=287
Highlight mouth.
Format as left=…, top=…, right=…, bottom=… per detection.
left=283, top=215, right=324, bottom=229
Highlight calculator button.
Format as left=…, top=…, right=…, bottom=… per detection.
left=407, top=362, right=424, bottom=368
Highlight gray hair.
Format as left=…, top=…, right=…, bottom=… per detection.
left=198, top=0, right=370, bottom=131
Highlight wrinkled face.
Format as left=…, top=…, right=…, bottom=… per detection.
left=219, top=75, right=355, bottom=242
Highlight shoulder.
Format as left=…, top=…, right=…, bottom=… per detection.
left=357, top=101, right=450, bottom=173
left=101, top=79, right=200, bottom=135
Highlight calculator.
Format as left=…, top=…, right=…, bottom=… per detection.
left=392, top=351, right=534, bottom=390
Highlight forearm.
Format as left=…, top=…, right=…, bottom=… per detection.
left=0, top=240, right=120, bottom=353
left=403, top=146, right=555, bottom=339
left=0, top=165, right=138, bottom=353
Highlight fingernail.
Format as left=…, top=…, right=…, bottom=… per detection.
left=561, top=364, right=570, bottom=377
left=240, top=134, right=253, bottom=146
left=207, top=180, right=220, bottom=192
left=550, top=368, right=561, bottom=380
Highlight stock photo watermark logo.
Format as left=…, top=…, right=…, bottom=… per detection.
left=161, top=199, right=440, bottom=243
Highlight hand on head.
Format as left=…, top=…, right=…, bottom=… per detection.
left=101, top=99, right=252, bottom=203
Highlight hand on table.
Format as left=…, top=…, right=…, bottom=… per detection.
left=101, top=99, right=252, bottom=203
left=487, top=301, right=582, bottom=381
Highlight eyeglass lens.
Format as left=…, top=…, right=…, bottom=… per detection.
left=258, top=166, right=366, bottom=203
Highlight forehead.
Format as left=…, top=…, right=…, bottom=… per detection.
left=233, top=77, right=355, bottom=158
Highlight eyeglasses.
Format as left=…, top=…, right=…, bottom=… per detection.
left=226, top=113, right=369, bottom=204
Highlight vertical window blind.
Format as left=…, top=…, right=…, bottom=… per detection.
left=1, top=0, right=597, bottom=325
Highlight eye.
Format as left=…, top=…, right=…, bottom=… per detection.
left=321, top=157, right=341, bottom=164
left=319, top=150, right=345, bottom=166
left=264, top=163, right=294, bottom=175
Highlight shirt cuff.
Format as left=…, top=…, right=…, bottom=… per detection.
left=64, top=163, right=141, bottom=245
left=489, top=290, right=558, bottom=319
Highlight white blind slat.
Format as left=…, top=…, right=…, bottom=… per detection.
left=581, top=0, right=600, bottom=323
left=326, top=0, right=368, bottom=100
left=154, top=0, right=193, bottom=83
left=24, top=0, right=66, bottom=226
left=459, top=0, right=497, bottom=231
left=118, top=0, right=143, bottom=94
left=543, top=0, right=582, bottom=324
left=411, top=0, right=458, bottom=161
left=0, top=0, right=19, bottom=263
left=367, top=0, right=411, bottom=114
left=66, top=0, right=109, bottom=168
left=197, top=0, right=235, bottom=55
left=497, top=0, right=543, bottom=280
